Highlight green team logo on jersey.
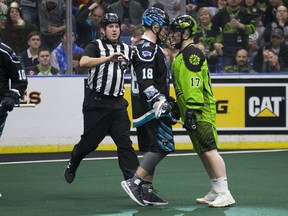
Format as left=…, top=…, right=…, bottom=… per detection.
left=189, top=54, right=200, bottom=66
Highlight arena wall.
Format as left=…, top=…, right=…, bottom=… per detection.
left=0, top=75, right=287, bottom=153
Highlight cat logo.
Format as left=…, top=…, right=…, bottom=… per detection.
left=245, top=86, right=286, bottom=127
left=249, top=96, right=283, bottom=117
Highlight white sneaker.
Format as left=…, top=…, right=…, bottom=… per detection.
left=196, top=190, right=218, bottom=204
left=209, top=191, right=235, bottom=208
left=0, top=193, right=2, bottom=198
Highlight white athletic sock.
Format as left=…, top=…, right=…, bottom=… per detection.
left=211, top=177, right=229, bottom=193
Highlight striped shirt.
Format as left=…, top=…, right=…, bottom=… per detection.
left=84, top=39, right=132, bottom=97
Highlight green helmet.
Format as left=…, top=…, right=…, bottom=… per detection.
left=170, top=15, right=197, bottom=36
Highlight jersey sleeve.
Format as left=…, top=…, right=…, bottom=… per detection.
left=84, top=40, right=100, bottom=58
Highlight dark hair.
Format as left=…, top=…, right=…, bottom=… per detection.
left=5, top=6, right=23, bottom=29
left=38, top=47, right=51, bottom=55
left=152, top=3, right=164, bottom=11
left=27, top=31, right=41, bottom=40
left=73, top=52, right=84, bottom=61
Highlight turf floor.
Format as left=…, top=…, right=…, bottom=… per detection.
left=0, top=150, right=288, bottom=216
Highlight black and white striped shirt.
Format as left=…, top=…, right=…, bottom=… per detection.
left=84, top=39, right=132, bottom=97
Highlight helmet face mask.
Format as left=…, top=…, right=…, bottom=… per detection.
left=169, top=31, right=182, bottom=49
left=155, top=24, right=170, bottom=43
left=169, top=15, right=197, bottom=49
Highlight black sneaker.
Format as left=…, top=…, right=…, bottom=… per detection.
left=64, top=162, right=76, bottom=184
left=121, top=178, right=146, bottom=206
left=142, top=185, right=168, bottom=205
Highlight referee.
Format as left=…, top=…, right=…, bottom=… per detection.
left=64, top=13, right=139, bottom=184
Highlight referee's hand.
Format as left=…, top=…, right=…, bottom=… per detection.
left=110, top=53, right=126, bottom=62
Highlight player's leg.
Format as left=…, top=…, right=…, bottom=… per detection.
left=120, top=122, right=153, bottom=206
left=0, top=112, right=8, bottom=138
left=190, top=122, right=235, bottom=207
left=0, top=111, right=8, bottom=197
left=139, top=152, right=169, bottom=206
left=121, top=118, right=174, bottom=206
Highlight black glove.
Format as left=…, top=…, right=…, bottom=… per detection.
left=1, top=91, right=20, bottom=112
left=167, top=96, right=181, bottom=125
left=184, top=109, right=197, bottom=131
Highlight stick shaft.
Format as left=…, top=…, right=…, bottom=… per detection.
left=15, top=104, right=36, bottom=108
left=171, top=118, right=184, bottom=125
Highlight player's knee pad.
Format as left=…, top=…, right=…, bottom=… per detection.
left=140, top=152, right=167, bottom=174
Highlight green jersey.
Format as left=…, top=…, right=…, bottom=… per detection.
left=171, top=44, right=216, bottom=125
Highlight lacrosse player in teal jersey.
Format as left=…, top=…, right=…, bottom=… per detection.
left=169, top=15, right=235, bottom=208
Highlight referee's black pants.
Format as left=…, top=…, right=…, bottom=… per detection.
left=70, top=91, right=139, bottom=180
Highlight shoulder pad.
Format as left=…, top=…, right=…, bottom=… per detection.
left=0, top=43, right=20, bottom=63
left=134, top=40, right=157, bottom=62
left=182, top=45, right=205, bottom=72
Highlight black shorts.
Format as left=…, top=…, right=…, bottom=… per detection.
left=136, top=117, right=174, bottom=153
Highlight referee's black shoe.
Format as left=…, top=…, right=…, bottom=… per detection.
left=64, top=162, right=76, bottom=183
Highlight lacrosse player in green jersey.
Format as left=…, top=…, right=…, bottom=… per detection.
left=169, top=15, right=235, bottom=208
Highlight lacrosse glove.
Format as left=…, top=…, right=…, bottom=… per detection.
left=148, top=94, right=172, bottom=119
left=1, top=90, right=20, bottom=112
left=184, top=109, right=197, bottom=131
left=167, top=96, right=180, bottom=124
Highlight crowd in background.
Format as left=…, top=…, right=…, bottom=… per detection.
left=0, top=0, right=288, bottom=75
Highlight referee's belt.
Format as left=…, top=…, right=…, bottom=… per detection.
left=93, top=92, right=122, bottom=100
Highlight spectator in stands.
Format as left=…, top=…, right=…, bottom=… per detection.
left=253, top=28, right=288, bottom=72
left=50, top=30, right=84, bottom=74
left=27, top=46, right=60, bottom=75
left=72, top=51, right=89, bottom=74
left=248, top=7, right=265, bottom=58
left=75, top=0, right=108, bottom=18
left=186, top=0, right=217, bottom=18
left=149, top=0, right=180, bottom=19
left=211, top=0, right=255, bottom=68
left=0, top=0, right=8, bottom=29
left=216, top=0, right=227, bottom=10
left=19, top=0, right=40, bottom=29
left=75, top=1, right=105, bottom=48
left=38, top=0, right=67, bottom=51
left=19, top=31, right=41, bottom=73
left=0, top=1, right=38, bottom=55
left=109, top=0, right=143, bottom=36
left=185, top=0, right=198, bottom=18
left=257, top=0, right=269, bottom=13
left=264, top=5, right=288, bottom=45
left=151, top=2, right=164, bottom=10
left=130, top=26, right=144, bottom=46
left=244, top=0, right=257, bottom=11
left=263, top=0, right=287, bottom=26
left=223, top=48, right=255, bottom=73
left=263, top=49, right=288, bottom=72
left=194, top=7, right=223, bottom=73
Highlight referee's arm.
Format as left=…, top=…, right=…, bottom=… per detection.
left=80, top=53, right=125, bottom=68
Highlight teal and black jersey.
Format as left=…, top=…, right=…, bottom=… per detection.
left=171, top=43, right=216, bottom=125
left=131, top=38, right=170, bottom=127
